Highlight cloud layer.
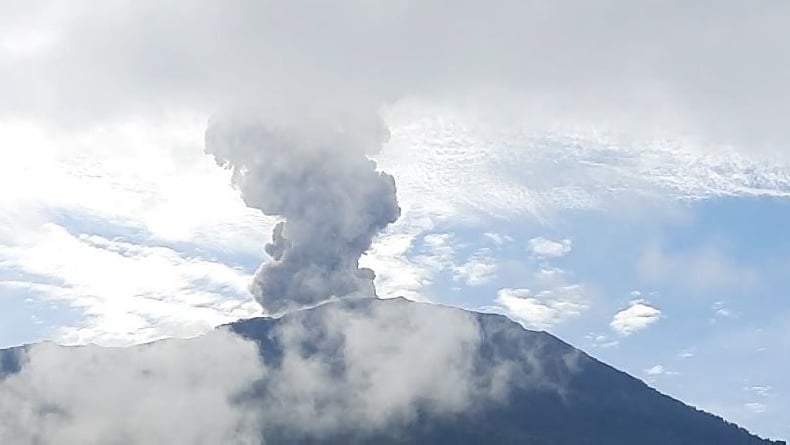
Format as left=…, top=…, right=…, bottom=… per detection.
left=2, top=0, right=790, bottom=155
left=0, top=330, right=265, bottom=444
left=0, top=300, right=535, bottom=444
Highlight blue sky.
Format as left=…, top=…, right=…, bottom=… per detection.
left=2, top=0, right=790, bottom=441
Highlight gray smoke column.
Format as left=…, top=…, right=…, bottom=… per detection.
left=205, top=110, right=400, bottom=314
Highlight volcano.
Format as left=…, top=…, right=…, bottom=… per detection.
left=0, top=298, right=782, bottom=445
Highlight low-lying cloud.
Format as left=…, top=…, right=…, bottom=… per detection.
left=0, top=300, right=550, bottom=444
left=0, top=330, right=265, bottom=445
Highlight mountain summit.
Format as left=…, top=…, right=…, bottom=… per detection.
left=0, top=298, right=783, bottom=444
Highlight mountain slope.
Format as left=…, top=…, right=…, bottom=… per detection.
left=0, top=297, right=783, bottom=444
left=229, top=298, right=781, bottom=445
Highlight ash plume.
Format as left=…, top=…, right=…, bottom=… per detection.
left=205, top=111, right=400, bottom=313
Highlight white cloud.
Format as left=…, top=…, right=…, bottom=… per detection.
left=452, top=249, right=497, bottom=286
left=714, top=308, right=736, bottom=318
left=370, top=230, right=459, bottom=300
left=0, top=118, right=273, bottom=346
left=265, top=301, right=513, bottom=433
left=0, top=222, right=260, bottom=346
left=746, top=386, right=774, bottom=397
left=745, top=402, right=768, bottom=414
left=483, top=232, right=513, bottom=246
left=493, top=286, right=588, bottom=331
left=0, top=117, right=270, bottom=248
left=678, top=350, right=695, bottom=359
left=533, top=267, right=566, bottom=285
left=422, top=232, right=457, bottom=260
left=0, top=299, right=546, bottom=443
left=644, top=364, right=678, bottom=377
left=4, top=0, right=790, bottom=155
left=379, top=108, right=790, bottom=223
left=711, top=301, right=739, bottom=321
left=363, top=229, right=499, bottom=300
left=585, top=332, right=619, bottom=349
left=0, top=329, right=266, bottom=445
left=610, top=300, right=662, bottom=336
left=359, top=224, right=442, bottom=302
left=360, top=235, right=425, bottom=300
left=528, top=237, right=572, bottom=258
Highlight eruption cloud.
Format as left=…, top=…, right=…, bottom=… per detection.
left=205, top=111, right=400, bottom=313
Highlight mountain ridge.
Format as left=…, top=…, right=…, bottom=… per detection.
left=0, top=297, right=783, bottom=444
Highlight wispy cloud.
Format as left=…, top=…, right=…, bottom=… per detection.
left=744, top=402, right=768, bottom=415
left=0, top=222, right=259, bottom=346
left=452, top=248, right=497, bottom=286
left=644, top=364, right=678, bottom=377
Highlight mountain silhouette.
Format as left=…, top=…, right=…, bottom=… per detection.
left=0, top=297, right=783, bottom=444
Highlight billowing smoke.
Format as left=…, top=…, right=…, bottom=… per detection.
left=205, top=110, right=400, bottom=313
